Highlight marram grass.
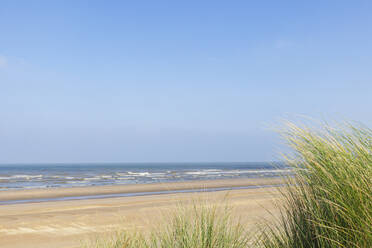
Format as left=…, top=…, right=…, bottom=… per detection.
left=84, top=200, right=251, bottom=248
left=258, top=122, right=372, bottom=248
left=85, top=121, right=371, bottom=248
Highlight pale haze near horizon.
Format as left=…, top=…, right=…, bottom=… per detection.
left=0, top=1, right=371, bottom=163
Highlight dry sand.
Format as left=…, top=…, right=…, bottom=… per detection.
left=0, top=178, right=282, bottom=248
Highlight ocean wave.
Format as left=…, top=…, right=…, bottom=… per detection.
left=184, top=169, right=291, bottom=176
left=83, top=176, right=109, bottom=181
left=99, top=175, right=113, bottom=179
left=185, top=170, right=223, bottom=175
left=127, top=172, right=151, bottom=176
left=221, top=169, right=292, bottom=174
left=10, top=175, right=43, bottom=179
left=117, top=177, right=135, bottom=180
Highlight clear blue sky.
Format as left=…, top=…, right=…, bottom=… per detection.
left=0, top=1, right=371, bottom=163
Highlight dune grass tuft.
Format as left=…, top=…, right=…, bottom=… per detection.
left=258, top=122, right=372, bottom=248
left=84, top=200, right=251, bottom=248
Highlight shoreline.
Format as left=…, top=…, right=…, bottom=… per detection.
left=0, top=184, right=283, bottom=205
left=0, top=177, right=283, bottom=202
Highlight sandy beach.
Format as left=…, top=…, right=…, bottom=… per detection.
left=0, top=178, right=282, bottom=248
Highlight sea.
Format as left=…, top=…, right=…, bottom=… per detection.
left=0, top=162, right=290, bottom=190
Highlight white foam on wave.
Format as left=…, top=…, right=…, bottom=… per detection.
left=185, top=169, right=292, bottom=176
left=10, top=175, right=43, bottom=179
left=223, top=169, right=292, bottom=174
left=127, top=172, right=151, bottom=176
left=100, top=175, right=113, bottom=179
left=117, top=177, right=135, bottom=180
left=47, top=175, right=76, bottom=180
left=83, top=177, right=102, bottom=181
left=185, top=169, right=227, bottom=175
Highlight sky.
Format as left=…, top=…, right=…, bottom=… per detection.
left=0, top=1, right=371, bottom=163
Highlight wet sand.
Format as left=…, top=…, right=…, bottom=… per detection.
left=0, top=178, right=282, bottom=248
